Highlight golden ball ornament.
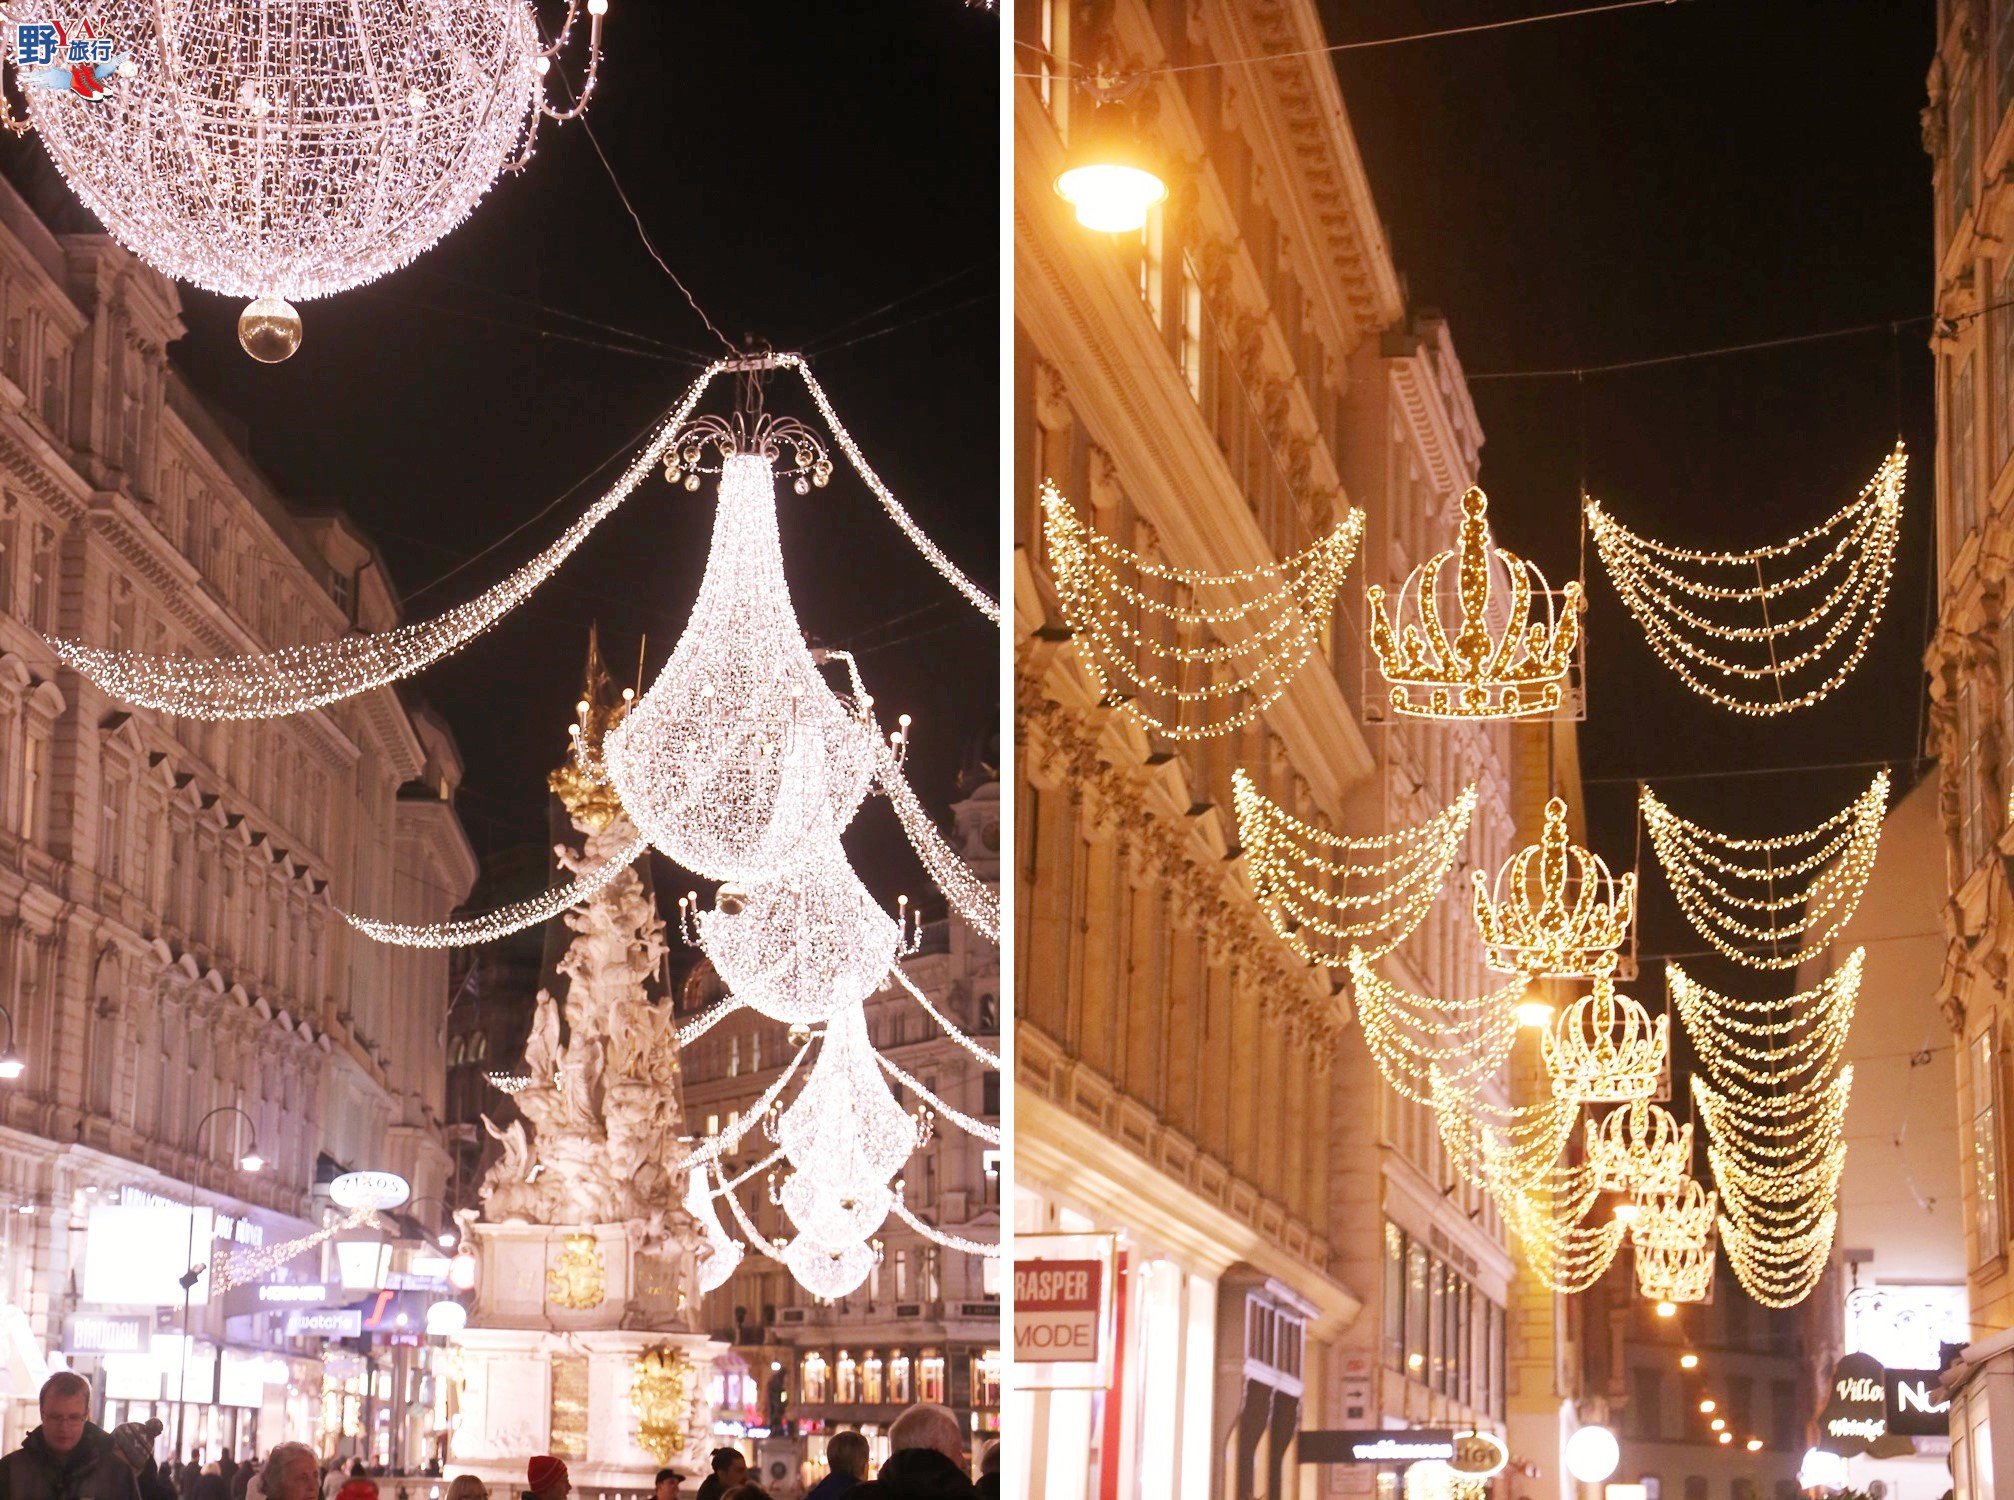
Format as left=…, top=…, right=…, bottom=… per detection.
left=238, top=296, right=303, bottom=363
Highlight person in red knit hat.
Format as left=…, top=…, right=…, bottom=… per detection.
left=525, top=1457, right=569, bottom=1500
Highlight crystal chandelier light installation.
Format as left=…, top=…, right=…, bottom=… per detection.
left=1366, top=486, right=1585, bottom=721
left=1040, top=481, right=1365, bottom=738
left=1585, top=444, right=1906, bottom=714
left=13, top=0, right=608, bottom=361
left=1641, top=772, right=1888, bottom=970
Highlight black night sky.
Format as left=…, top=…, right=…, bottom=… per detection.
left=1324, top=0, right=1940, bottom=989
left=156, top=2, right=1002, bottom=911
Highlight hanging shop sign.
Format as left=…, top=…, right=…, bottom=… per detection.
left=328, top=1172, right=411, bottom=1212
left=1883, top=1369, right=1951, bottom=1438
left=1013, top=1232, right=1116, bottom=1391
left=1298, top=1431, right=1456, bottom=1466
left=1818, top=1352, right=1889, bottom=1454
left=64, top=1313, right=148, bottom=1355
left=1450, top=1431, right=1510, bottom=1479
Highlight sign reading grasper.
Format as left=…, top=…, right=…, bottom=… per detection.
left=1299, top=1431, right=1457, bottom=1466
left=1014, top=1259, right=1103, bottom=1363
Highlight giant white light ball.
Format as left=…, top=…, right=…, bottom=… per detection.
left=1564, top=1426, right=1620, bottom=1485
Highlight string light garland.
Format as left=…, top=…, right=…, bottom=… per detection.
left=876, top=1055, right=1000, bottom=1145
left=1585, top=445, right=1906, bottom=715
left=1432, top=1076, right=1581, bottom=1194
left=1542, top=959, right=1668, bottom=1103
left=340, top=831, right=649, bottom=947
left=1041, top=481, right=1364, bottom=738
left=53, top=364, right=724, bottom=716
left=1346, top=951, right=1524, bottom=1106
left=1236, top=773, right=1477, bottom=966
left=892, top=969, right=1001, bottom=1069
left=874, top=736, right=1001, bottom=944
left=12, top=0, right=606, bottom=356
left=1641, top=773, right=1888, bottom=970
left=680, top=1043, right=812, bottom=1172
left=211, top=1205, right=379, bottom=1292
left=1669, top=951, right=1863, bottom=1100
left=1366, top=486, right=1584, bottom=721
left=1473, top=796, right=1636, bottom=978
left=891, top=1192, right=1000, bottom=1257
left=1496, top=1162, right=1628, bottom=1294
left=606, top=452, right=877, bottom=885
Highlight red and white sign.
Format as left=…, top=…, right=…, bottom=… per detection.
left=1015, top=1259, right=1103, bottom=1362
left=1014, top=1232, right=1117, bottom=1391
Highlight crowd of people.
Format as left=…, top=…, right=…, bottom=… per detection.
left=0, top=1376, right=1001, bottom=1500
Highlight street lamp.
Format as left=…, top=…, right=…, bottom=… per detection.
left=174, top=1105, right=263, bottom=1461
left=0, top=1001, right=25, bottom=1079
left=1054, top=98, right=1167, bottom=234
left=406, top=1196, right=461, bottom=1251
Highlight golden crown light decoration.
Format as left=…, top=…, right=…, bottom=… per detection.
left=1630, top=1177, right=1718, bottom=1254
left=1542, top=959, right=1667, bottom=1103
left=1635, top=1231, right=1717, bottom=1306
left=9, top=0, right=606, bottom=361
left=1586, top=1100, right=1691, bottom=1195
left=1473, top=797, right=1636, bottom=978
left=1366, top=486, right=1585, bottom=721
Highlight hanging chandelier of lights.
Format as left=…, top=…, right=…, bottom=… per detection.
left=1585, top=1099, right=1691, bottom=1196
left=684, top=837, right=903, bottom=1026
left=10, top=0, right=608, bottom=361
left=1641, top=772, right=1888, bottom=970
left=1040, top=481, right=1364, bottom=738
left=1585, top=444, right=1906, bottom=715
left=1366, top=486, right=1585, bottom=721
left=605, top=449, right=878, bottom=885
left=51, top=354, right=994, bottom=721
left=1473, top=796, right=1635, bottom=978
left=1235, top=772, right=1477, bottom=966
left=769, top=1005, right=922, bottom=1248
left=1541, top=959, right=1667, bottom=1104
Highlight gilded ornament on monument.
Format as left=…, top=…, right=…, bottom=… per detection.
left=629, top=1344, right=696, bottom=1466
left=549, top=626, right=633, bottom=832
left=547, top=1234, right=607, bottom=1310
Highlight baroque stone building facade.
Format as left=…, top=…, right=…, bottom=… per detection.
left=0, top=162, right=476, bottom=1453
left=1011, top=1, right=1569, bottom=1496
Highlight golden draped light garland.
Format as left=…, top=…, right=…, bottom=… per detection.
left=1040, top=481, right=1364, bottom=739
left=1346, top=951, right=1525, bottom=1106
left=1367, top=486, right=1584, bottom=721
left=1473, top=796, right=1635, bottom=978
left=1585, top=444, right=1906, bottom=715
left=1640, top=772, right=1888, bottom=970
left=1497, top=1161, right=1629, bottom=1295
left=1669, top=950, right=1863, bottom=1101
left=1236, top=774, right=1476, bottom=965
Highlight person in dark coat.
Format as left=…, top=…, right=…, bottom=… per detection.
left=0, top=1373, right=176, bottom=1500
left=971, top=1440, right=997, bottom=1500
left=692, top=1450, right=745, bottom=1500
left=805, top=1433, right=868, bottom=1500
left=848, top=1406, right=973, bottom=1499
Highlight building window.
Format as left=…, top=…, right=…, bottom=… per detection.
left=1381, top=1222, right=1405, bottom=1372
left=861, top=1355, right=883, bottom=1405
left=1428, top=1257, right=1446, bottom=1393
left=972, top=1349, right=1000, bottom=1409
left=1179, top=256, right=1204, bottom=401
left=1139, top=205, right=1164, bottom=325
left=834, top=1351, right=857, bottom=1404
left=1404, top=1240, right=1428, bottom=1379
left=1961, top=681, right=1993, bottom=872
left=1630, top=1366, right=1666, bottom=1442
left=1953, top=352, right=1980, bottom=549
left=918, top=1353, right=945, bottom=1404
left=1037, top=0, right=1068, bottom=124
left=20, top=729, right=45, bottom=843
left=1975, top=1026, right=2006, bottom=1262
left=888, top=1354, right=911, bottom=1404
left=1953, top=71, right=1979, bottom=243
left=800, top=1353, right=828, bottom=1405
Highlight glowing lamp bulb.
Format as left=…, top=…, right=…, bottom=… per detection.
left=1745, top=1440, right=1762, bottom=1453
left=1680, top=1353, right=1699, bottom=1370
left=437, top=1231, right=456, bottom=1249
left=1710, top=1419, right=1725, bottom=1433
left=0, top=1053, right=24, bottom=1081
left=1563, top=1426, right=1619, bottom=1485
left=1699, top=1399, right=1716, bottom=1414
left=1613, top=1201, right=1642, bottom=1226
left=1718, top=1433, right=1732, bottom=1446
left=1515, top=996, right=1555, bottom=1028
left=588, top=0, right=608, bottom=12
left=449, top=1248, right=478, bottom=1291
left=1655, top=1300, right=1677, bottom=1318
left=1055, top=162, right=1168, bottom=233
left=239, top=1152, right=265, bottom=1173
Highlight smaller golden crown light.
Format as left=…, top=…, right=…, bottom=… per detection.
left=1587, top=1099, right=1692, bottom=1195
left=1635, top=1233, right=1716, bottom=1305
left=1542, top=957, right=1668, bottom=1103
left=1474, top=797, right=1636, bottom=977
left=1367, top=486, right=1584, bottom=720
left=1631, top=1177, right=1718, bottom=1253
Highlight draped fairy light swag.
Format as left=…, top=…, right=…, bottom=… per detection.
left=5, top=0, right=609, bottom=361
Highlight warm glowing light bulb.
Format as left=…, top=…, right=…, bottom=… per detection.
left=1613, top=1201, right=1642, bottom=1226
left=1055, top=162, right=1168, bottom=233
left=1718, top=1432, right=1732, bottom=1446
left=239, top=1152, right=265, bottom=1173
left=1745, top=1440, right=1763, bottom=1453
left=1515, top=995, right=1556, bottom=1028
left=1680, top=1353, right=1699, bottom=1370
left=1700, top=1400, right=1716, bottom=1414
left=1711, top=1419, right=1725, bottom=1433
left=1655, top=1299, right=1677, bottom=1318
left=0, top=1053, right=24, bottom=1081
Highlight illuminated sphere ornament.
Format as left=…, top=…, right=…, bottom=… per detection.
left=237, top=296, right=303, bottom=364
left=1563, top=1426, right=1620, bottom=1485
left=24, top=0, right=604, bottom=353
left=782, top=1235, right=878, bottom=1301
